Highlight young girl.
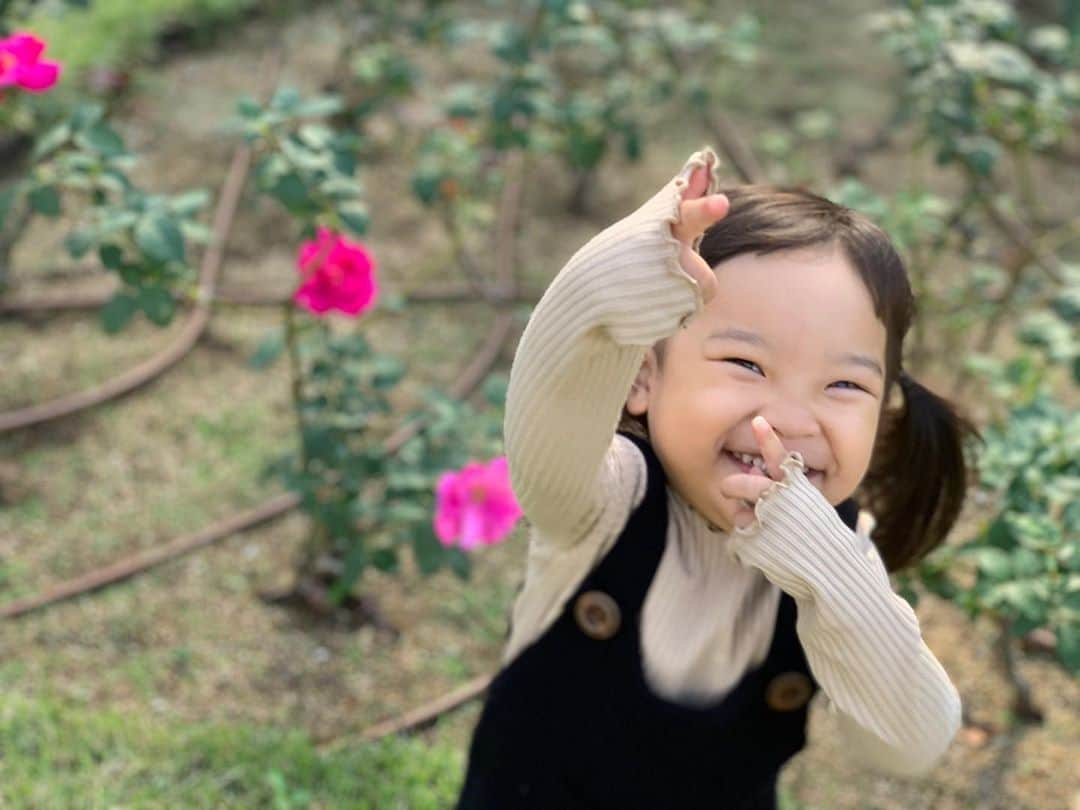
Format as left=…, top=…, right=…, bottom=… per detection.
left=456, top=148, right=978, bottom=809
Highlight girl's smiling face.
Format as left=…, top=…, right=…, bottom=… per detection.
left=625, top=243, right=888, bottom=534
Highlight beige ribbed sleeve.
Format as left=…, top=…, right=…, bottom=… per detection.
left=729, top=453, right=962, bottom=775
left=502, top=149, right=712, bottom=544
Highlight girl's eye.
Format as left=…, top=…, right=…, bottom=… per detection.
left=829, top=380, right=866, bottom=392
left=725, top=358, right=867, bottom=392
left=724, top=358, right=762, bottom=374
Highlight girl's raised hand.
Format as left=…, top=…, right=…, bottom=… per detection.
left=672, top=155, right=729, bottom=305
left=720, top=416, right=798, bottom=530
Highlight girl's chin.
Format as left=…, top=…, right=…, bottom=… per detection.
left=700, top=496, right=746, bottom=534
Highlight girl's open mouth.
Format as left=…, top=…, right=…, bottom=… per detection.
left=722, top=449, right=824, bottom=484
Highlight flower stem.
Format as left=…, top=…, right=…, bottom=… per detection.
left=283, top=300, right=309, bottom=474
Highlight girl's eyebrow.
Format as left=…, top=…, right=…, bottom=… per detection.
left=834, top=351, right=884, bottom=378
left=706, top=327, right=884, bottom=379
left=706, top=327, right=769, bottom=347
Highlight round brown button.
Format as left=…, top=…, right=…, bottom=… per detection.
left=574, top=590, right=621, bottom=640
left=765, top=671, right=814, bottom=712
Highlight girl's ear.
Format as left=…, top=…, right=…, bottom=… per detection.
left=626, top=348, right=660, bottom=417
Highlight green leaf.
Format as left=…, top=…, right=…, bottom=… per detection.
left=372, top=356, right=406, bottom=390
left=29, top=185, right=61, bottom=217
left=492, top=22, right=531, bottom=65
left=98, top=244, right=124, bottom=270
left=1012, top=548, right=1045, bottom=578
left=1051, top=286, right=1080, bottom=324
left=1011, top=613, right=1043, bottom=637
left=293, top=95, right=344, bottom=118
left=381, top=292, right=407, bottom=313
left=330, top=146, right=357, bottom=177
left=97, top=210, right=139, bottom=236
left=169, top=189, right=211, bottom=216
left=302, top=425, right=337, bottom=465
left=990, top=581, right=1048, bottom=621
left=483, top=374, right=509, bottom=406
left=337, top=201, right=369, bottom=236
left=896, top=578, right=920, bottom=608
left=249, top=329, right=285, bottom=370
left=64, top=228, right=95, bottom=259
left=974, top=547, right=1013, bottom=580
left=447, top=548, right=471, bottom=581
left=329, top=544, right=366, bottom=605
left=567, top=133, right=606, bottom=172
left=384, top=501, right=429, bottom=523
left=297, top=123, right=335, bottom=149
left=70, top=102, right=105, bottom=131
left=100, top=292, right=138, bottom=333
left=32, top=123, right=71, bottom=160
left=963, top=141, right=1000, bottom=177
left=76, top=122, right=127, bottom=158
left=0, top=186, right=18, bottom=232
left=137, top=285, right=176, bottom=326
left=236, top=96, right=263, bottom=119
left=411, top=169, right=442, bottom=205
left=280, top=137, right=330, bottom=171
left=271, top=86, right=303, bottom=112
left=412, top=524, right=447, bottom=576
left=1056, top=624, right=1080, bottom=673
left=270, top=173, right=313, bottom=213
left=985, top=515, right=1015, bottom=549
left=1008, top=513, right=1063, bottom=551
left=622, top=124, right=642, bottom=161
left=135, top=213, right=185, bottom=264
left=99, top=168, right=131, bottom=194
left=387, top=470, right=432, bottom=493
left=118, top=263, right=143, bottom=286
left=370, top=548, right=400, bottom=573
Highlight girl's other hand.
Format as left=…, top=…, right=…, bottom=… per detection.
left=719, top=416, right=795, bottom=530
left=672, top=154, right=729, bottom=305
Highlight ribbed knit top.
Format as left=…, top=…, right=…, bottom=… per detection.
left=501, top=148, right=961, bottom=777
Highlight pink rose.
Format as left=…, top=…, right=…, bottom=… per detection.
left=0, top=33, right=61, bottom=94
left=434, top=456, right=523, bottom=551
left=294, top=227, right=378, bottom=317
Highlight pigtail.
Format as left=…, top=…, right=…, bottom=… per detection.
left=859, top=372, right=983, bottom=572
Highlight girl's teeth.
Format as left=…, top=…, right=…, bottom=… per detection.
left=732, top=451, right=766, bottom=472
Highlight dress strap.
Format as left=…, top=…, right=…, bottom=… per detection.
left=575, top=432, right=671, bottom=614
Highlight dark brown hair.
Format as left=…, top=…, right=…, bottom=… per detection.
left=620, top=184, right=981, bottom=571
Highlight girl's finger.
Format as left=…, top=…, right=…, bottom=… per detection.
left=672, top=194, right=729, bottom=245
left=751, top=416, right=789, bottom=479
left=718, top=471, right=775, bottom=504
left=679, top=245, right=718, bottom=305
left=681, top=161, right=713, bottom=201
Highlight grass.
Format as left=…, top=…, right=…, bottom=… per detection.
left=0, top=691, right=464, bottom=809
left=23, top=0, right=262, bottom=77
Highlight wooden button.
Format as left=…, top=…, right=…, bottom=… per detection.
left=574, top=590, right=621, bottom=640
left=765, top=671, right=814, bottom=712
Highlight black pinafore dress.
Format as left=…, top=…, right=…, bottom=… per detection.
left=457, top=432, right=860, bottom=810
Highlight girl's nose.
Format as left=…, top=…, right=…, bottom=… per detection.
left=756, top=402, right=820, bottom=440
